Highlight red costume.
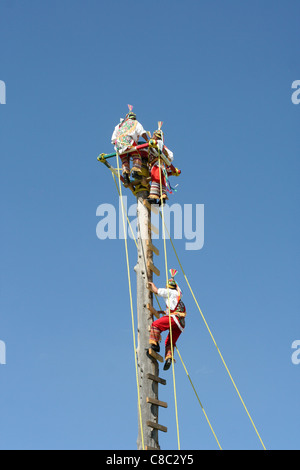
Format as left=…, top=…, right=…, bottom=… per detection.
left=149, top=271, right=186, bottom=369
left=150, top=315, right=184, bottom=362
left=146, top=125, right=180, bottom=203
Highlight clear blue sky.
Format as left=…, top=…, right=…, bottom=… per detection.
left=0, top=0, right=299, bottom=450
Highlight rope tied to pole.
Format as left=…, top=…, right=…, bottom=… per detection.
left=102, top=150, right=266, bottom=451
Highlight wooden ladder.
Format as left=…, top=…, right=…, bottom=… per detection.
left=144, top=199, right=168, bottom=445
left=146, top=349, right=168, bottom=441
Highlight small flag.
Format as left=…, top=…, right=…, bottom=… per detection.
left=128, top=104, right=133, bottom=112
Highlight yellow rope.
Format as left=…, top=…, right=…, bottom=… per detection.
left=107, top=156, right=265, bottom=450
left=159, top=215, right=266, bottom=450
left=176, top=347, right=222, bottom=450
left=158, top=156, right=181, bottom=450
left=111, top=173, right=138, bottom=250
left=115, top=153, right=145, bottom=450
left=112, top=173, right=164, bottom=328
left=108, top=190, right=220, bottom=448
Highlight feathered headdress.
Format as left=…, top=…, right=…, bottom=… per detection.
left=153, top=121, right=164, bottom=142
left=169, top=269, right=178, bottom=279
left=126, top=104, right=136, bottom=120
left=167, top=268, right=178, bottom=289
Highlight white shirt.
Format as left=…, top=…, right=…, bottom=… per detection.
left=111, top=119, right=146, bottom=153
left=157, top=286, right=181, bottom=312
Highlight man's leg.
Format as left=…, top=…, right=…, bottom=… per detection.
left=149, top=315, right=171, bottom=351
left=131, top=150, right=142, bottom=177
left=120, top=154, right=130, bottom=184
left=164, top=319, right=182, bottom=370
left=148, top=164, right=167, bottom=202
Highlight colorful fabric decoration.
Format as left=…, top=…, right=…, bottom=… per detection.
left=115, top=119, right=138, bottom=153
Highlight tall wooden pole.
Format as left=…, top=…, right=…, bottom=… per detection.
left=135, top=190, right=161, bottom=450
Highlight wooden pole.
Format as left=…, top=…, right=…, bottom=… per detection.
left=135, top=190, right=161, bottom=450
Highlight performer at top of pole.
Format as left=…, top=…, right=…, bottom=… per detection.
left=111, top=105, right=149, bottom=186
left=146, top=123, right=181, bottom=206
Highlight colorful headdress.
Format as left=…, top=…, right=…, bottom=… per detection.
left=167, top=268, right=178, bottom=289
left=153, top=121, right=164, bottom=141
left=126, top=104, right=136, bottom=120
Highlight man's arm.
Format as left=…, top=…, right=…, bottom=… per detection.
left=141, top=131, right=149, bottom=142
left=111, top=125, right=119, bottom=145
left=148, top=282, right=167, bottom=315
left=148, top=282, right=158, bottom=295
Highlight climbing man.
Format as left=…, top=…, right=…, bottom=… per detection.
left=111, top=105, right=149, bottom=186
left=148, top=269, right=186, bottom=371
left=147, top=123, right=180, bottom=205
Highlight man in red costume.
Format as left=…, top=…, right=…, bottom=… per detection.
left=146, top=124, right=180, bottom=205
left=148, top=270, right=186, bottom=371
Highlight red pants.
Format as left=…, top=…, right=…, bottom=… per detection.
left=149, top=163, right=167, bottom=199
left=150, top=315, right=183, bottom=360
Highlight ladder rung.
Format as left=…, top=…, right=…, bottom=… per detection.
left=143, top=200, right=159, bottom=214
left=147, top=261, right=160, bottom=277
left=147, top=421, right=168, bottom=433
left=146, top=373, right=167, bottom=385
left=147, top=303, right=160, bottom=319
left=148, top=348, right=164, bottom=363
left=150, top=224, right=159, bottom=235
left=146, top=240, right=159, bottom=256
left=147, top=397, right=168, bottom=408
